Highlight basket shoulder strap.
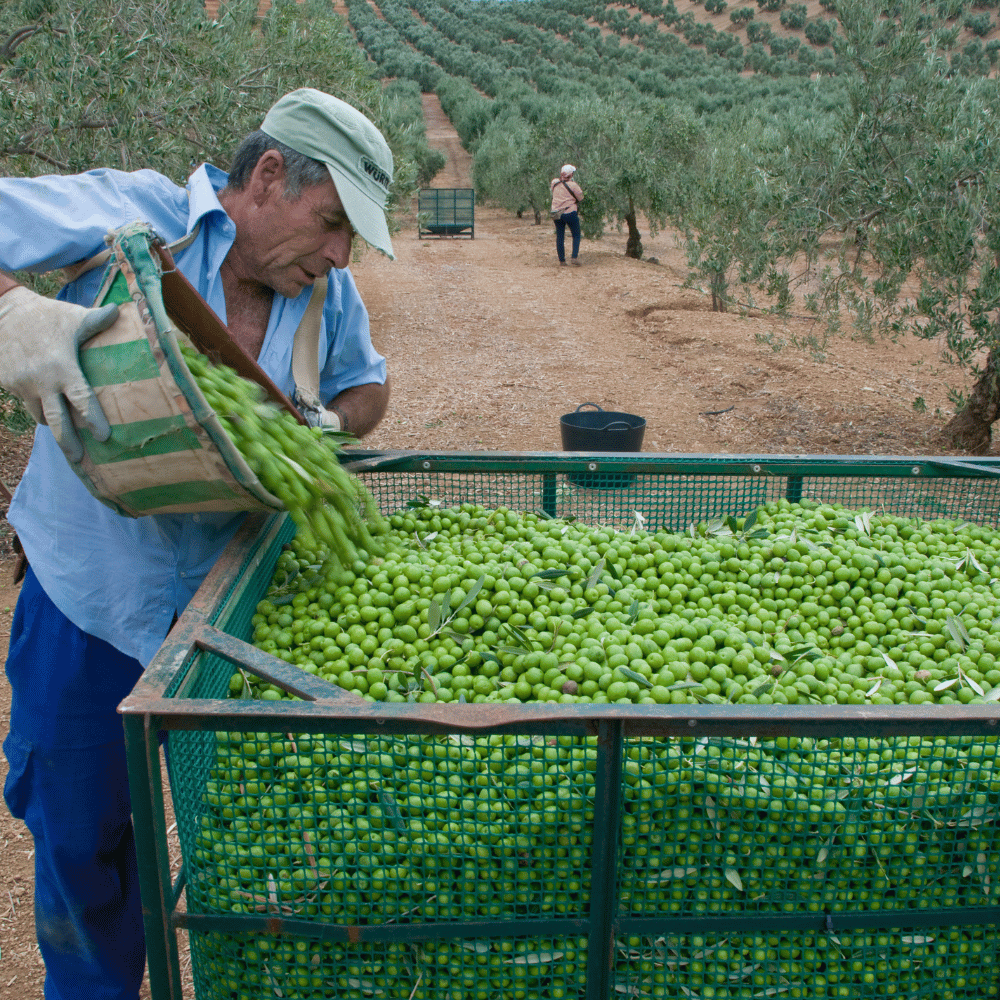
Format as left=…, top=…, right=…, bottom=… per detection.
left=560, top=179, right=580, bottom=204
left=291, top=275, right=328, bottom=411
left=61, top=222, right=202, bottom=285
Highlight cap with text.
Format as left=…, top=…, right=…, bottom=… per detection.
left=262, top=88, right=395, bottom=259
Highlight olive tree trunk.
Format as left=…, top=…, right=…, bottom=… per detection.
left=941, top=347, right=1000, bottom=454
left=625, top=201, right=643, bottom=259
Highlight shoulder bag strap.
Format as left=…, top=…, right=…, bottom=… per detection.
left=561, top=179, right=581, bottom=204
left=291, top=275, right=328, bottom=413
left=61, top=221, right=202, bottom=285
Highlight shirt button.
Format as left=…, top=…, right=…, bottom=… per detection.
left=179, top=571, right=187, bottom=579
left=192, top=514, right=201, bottom=523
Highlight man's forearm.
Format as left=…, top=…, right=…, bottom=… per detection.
left=329, top=375, right=391, bottom=439
left=0, top=271, right=21, bottom=297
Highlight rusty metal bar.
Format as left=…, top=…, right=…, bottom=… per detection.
left=123, top=684, right=1000, bottom=738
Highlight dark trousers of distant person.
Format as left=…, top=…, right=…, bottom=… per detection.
left=555, top=210, right=581, bottom=264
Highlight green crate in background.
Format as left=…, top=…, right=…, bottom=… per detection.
left=121, top=452, right=1000, bottom=1000
left=417, top=188, right=475, bottom=239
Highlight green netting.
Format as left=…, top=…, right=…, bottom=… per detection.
left=175, top=731, right=596, bottom=925
left=617, top=735, right=999, bottom=919
left=166, top=517, right=297, bottom=877
left=156, top=459, right=1000, bottom=999
left=354, top=468, right=1000, bottom=534
left=188, top=930, right=587, bottom=1000
left=612, top=926, right=998, bottom=998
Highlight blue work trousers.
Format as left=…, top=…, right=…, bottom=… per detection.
left=3, top=567, right=146, bottom=1000
left=555, top=210, right=581, bottom=263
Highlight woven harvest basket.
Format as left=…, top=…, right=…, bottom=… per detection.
left=72, top=222, right=302, bottom=518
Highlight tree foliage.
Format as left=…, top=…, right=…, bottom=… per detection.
left=778, top=0, right=1000, bottom=450
left=473, top=97, right=701, bottom=258
left=0, top=0, right=421, bottom=210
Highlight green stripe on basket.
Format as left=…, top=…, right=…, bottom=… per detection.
left=80, top=339, right=161, bottom=387
left=81, top=415, right=202, bottom=464
left=117, top=478, right=243, bottom=512
left=100, top=270, right=132, bottom=306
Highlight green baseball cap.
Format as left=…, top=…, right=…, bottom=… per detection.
left=261, top=88, right=395, bottom=259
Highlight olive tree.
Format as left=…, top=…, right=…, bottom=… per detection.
left=781, top=0, right=1000, bottom=451
left=472, top=111, right=551, bottom=223
left=0, top=0, right=418, bottom=205
left=537, top=98, right=702, bottom=259
left=678, top=118, right=793, bottom=311
left=471, top=96, right=701, bottom=259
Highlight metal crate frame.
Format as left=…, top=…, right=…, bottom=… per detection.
left=417, top=188, right=475, bottom=239
left=121, top=451, right=1000, bottom=1000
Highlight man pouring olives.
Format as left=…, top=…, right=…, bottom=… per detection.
left=0, top=88, right=393, bottom=1000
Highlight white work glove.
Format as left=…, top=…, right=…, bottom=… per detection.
left=0, top=286, right=119, bottom=463
left=302, top=405, right=342, bottom=432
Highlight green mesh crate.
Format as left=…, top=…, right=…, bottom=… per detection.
left=417, top=189, right=475, bottom=239
left=121, top=451, right=1000, bottom=1000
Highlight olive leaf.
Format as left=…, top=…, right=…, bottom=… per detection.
left=586, top=558, right=607, bottom=591
left=426, top=599, right=441, bottom=633
left=461, top=941, right=491, bottom=954
left=506, top=950, right=563, bottom=965
left=952, top=806, right=997, bottom=829
left=619, top=666, right=654, bottom=689
left=496, top=645, right=529, bottom=657
left=945, top=613, right=970, bottom=649
left=962, top=670, right=985, bottom=697
left=702, top=795, right=721, bottom=838
left=502, top=621, right=533, bottom=649
left=643, top=866, right=701, bottom=886
left=454, top=574, right=486, bottom=614
left=956, top=547, right=986, bottom=575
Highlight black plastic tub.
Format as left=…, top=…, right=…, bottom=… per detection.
left=560, top=403, right=646, bottom=488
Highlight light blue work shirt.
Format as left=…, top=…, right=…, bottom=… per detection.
left=2, top=164, right=386, bottom=666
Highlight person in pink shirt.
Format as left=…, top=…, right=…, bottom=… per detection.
left=550, top=164, right=584, bottom=265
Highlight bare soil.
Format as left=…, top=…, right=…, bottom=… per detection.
left=359, top=95, right=970, bottom=461
left=0, top=88, right=988, bottom=1000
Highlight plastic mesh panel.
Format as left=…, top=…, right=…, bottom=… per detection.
left=173, top=731, right=596, bottom=926
left=356, top=468, right=1000, bottom=532
left=151, top=458, right=1000, bottom=999
left=617, top=735, right=1000, bottom=918
left=189, top=930, right=589, bottom=999
left=612, top=926, right=1000, bottom=998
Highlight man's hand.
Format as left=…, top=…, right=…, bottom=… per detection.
left=302, top=405, right=342, bottom=432
left=0, top=286, right=119, bottom=463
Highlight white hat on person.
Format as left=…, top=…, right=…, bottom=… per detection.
left=560, top=164, right=577, bottom=178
